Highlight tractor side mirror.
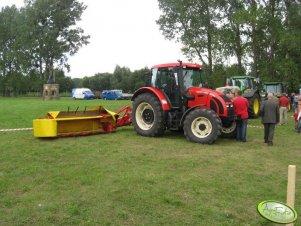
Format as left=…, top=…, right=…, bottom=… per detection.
left=144, top=72, right=151, bottom=86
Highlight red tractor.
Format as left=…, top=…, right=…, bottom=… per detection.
left=131, top=62, right=237, bottom=144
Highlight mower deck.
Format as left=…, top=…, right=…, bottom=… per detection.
left=33, top=106, right=131, bottom=138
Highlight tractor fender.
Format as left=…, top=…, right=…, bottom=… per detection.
left=243, top=89, right=258, bottom=99
left=131, top=87, right=171, bottom=111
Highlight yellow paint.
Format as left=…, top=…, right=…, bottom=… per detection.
left=33, top=106, right=117, bottom=137
left=47, top=111, right=60, bottom=119
left=33, top=119, right=57, bottom=137
left=254, top=97, right=260, bottom=115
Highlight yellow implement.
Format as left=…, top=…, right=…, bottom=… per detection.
left=33, top=106, right=118, bottom=137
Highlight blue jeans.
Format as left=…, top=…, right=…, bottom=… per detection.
left=236, top=119, right=248, bottom=142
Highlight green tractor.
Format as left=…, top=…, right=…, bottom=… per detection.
left=217, top=76, right=264, bottom=118
left=263, top=82, right=290, bottom=111
left=263, top=82, right=285, bottom=97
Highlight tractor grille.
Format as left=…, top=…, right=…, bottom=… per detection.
left=227, top=105, right=235, bottom=117
left=220, top=94, right=235, bottom=117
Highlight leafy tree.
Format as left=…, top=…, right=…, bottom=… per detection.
left=0, top=5, right=21, bottom=96
left=21, top=0, right=90, bottom=82
left=95, top=73, right=113, bottom=91
left=279, top=0, right=301, bottom=91
left=157, top=0, right=224, bottom=76
left=129, top=67, right=150, bottom=92
left=219, top=0, right=247, bottom=71
left=54, top=69, right=74, bottom=93
left=112, top=65, right=131, bottom=92
left=26, top=70, right=44, bottom=93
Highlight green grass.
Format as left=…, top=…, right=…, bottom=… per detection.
left=0, top=97, right=300, bottom=225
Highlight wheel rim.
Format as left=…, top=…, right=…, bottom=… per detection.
left=253, top=98, right=259, bottom=115
left=135, top=102, right=155, bottom=130
left=191, top=117, right=212, bottom=138
left=221, top=121, right=236, bottom=134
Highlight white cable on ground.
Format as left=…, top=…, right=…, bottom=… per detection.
left=0, top=126, right=262, bottom=132
left=0, top=128, right=33, bottom=132
left=248, top=125, right=263, bottom=128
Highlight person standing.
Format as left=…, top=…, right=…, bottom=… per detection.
left=233, top=90, right=249, bottom=142
left=259, top=93, right=280, bottom=146
left=293, top=93, right=299, bottom=111
left=293, top=108, right=301, bottom=132
left=278, top=93, right=290, bottom=125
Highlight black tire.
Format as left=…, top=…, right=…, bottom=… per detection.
left=183, top=109, right=221, bottom=144
left=132, top=93, right=165, bottom=137
left=220, top=120, right=237, bottom=138
left=248, top=94, right=261, bottom=118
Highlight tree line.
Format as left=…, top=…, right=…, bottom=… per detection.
left=0, top=0, right=89, bottom=96
left=1, top=0, right=301, bottom=97
left=78, top=65, right=149, bottom=94
left=157, top=0, right=301, bottom=91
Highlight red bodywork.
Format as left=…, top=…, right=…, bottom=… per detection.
left=132, top=86, right=231, bottom=117
left=186, top=87, right=230, bottom=117
left=132, top=87, right=172, bottom=111
left=152, top=62, right=202, bottom=69
left=115, top=106, right=132, bottom=128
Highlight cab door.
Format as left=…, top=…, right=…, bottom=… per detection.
left=153, top=68, right=181, bottom=108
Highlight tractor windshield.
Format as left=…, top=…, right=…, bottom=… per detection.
left=151, top=67, right=202, bottom=91
left=264, top=84, right=283, bottom=94
left=182, top=69, right=202, bottom=91
left=232, top=78, right=252, bottom=91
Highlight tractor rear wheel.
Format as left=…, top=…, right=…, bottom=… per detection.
left=248, top=94, right=260, bottom=118
left=183, top=109, right=221, bottom=144
left=132, top=93, right=165, bottom=136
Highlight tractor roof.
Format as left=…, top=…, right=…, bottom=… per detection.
left=151, top=62, right=202, bottom=69
left=230, top=75, right=256, bottom=79
left=264, top=82, right=283, bottom=85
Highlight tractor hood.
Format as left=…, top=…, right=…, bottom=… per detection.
left=186, top=87, right=233, bottom=118
left=216, top=86, right=240, bottom=95
left=189, top=87, right=228, bottom=98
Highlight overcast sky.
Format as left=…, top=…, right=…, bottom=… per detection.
left=1, top=0, right=189, bottom=78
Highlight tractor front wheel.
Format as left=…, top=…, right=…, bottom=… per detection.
left=132, top=93, right=165, bottom=137
left=183, top=109, right=221, bottom=144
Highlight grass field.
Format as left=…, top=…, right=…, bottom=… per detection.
left=0, top=97, right=300, bottom=225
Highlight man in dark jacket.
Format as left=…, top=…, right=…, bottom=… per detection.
left=259, top=93, right=280, bottom=146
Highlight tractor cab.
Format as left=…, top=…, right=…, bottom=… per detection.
left=226, top=76, right=263, bottom=93
left=150, top=62, right=203, bottom=108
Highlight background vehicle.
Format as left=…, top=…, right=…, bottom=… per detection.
left=263, top=82, right=285, bottom=96
left=217, top=76, right=263, bottom=118
left=102, top=90, right=132, bottom=100
left=131, top=62, right=236, bottom=144
left=263, top=82, right=291, bottom=110
left=72, top=88, right=95, bottom=100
